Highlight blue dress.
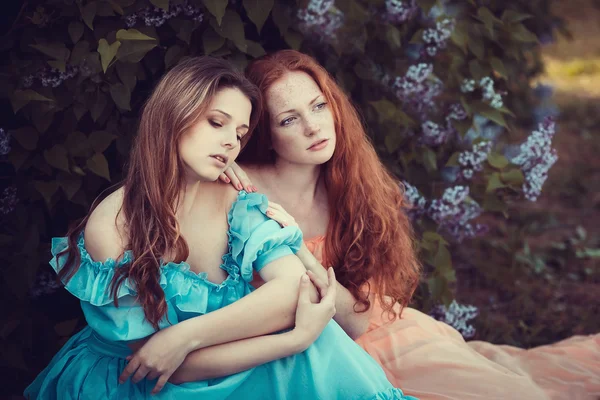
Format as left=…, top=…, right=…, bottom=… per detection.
left=25, top=191, right=418, bottom=400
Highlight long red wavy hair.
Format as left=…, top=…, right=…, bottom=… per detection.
left=240, top=50, right=421, bottom=318
left=58, top=57, right=261, bottom=329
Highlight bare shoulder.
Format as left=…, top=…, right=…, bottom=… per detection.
left=208, top=181, right=241, bottom=212
left=84, top=187, right=128, bottom=262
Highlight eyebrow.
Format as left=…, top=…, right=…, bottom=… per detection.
left=275, top=95, right=323, bottom=119
left=211, top=109, right=249, bottom=130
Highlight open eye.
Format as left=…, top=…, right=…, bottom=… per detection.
left=280, top=116, right=296, bottom=127
left=315, top=102, right=327, bottom=110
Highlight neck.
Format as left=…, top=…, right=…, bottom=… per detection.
left=269, top=158, right=323, bottom=201
left=175, top=176, right=209, bottom=218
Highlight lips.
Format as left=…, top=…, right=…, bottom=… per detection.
left=307, top=139, right=328, bottom=150
left=210, top=154, right=228, bottom=164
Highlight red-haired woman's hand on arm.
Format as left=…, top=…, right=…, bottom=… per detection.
left=218, top=162, right=257, bottom=192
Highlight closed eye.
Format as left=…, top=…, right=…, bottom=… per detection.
left=209, top=120, right=223, bottom=128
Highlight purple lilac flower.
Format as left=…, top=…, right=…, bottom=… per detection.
left=422, top=18, right=454, bottom=57
left=461, top=77, right=504, bottom=109
left=402, top=181, right=427, bottom=218
left=389, top=63, right=443, bottom=120
left=297, top=0, right=344, bottom=42
left=421, top=120, right=451, bottom=146
left=125, top=0, right=204, bottom=27
left=26, top=65, right=79, bottom=88
left=460, top=79, right=476, bottom=93
left=0, top=186, right=18, bottom=215
left=30, top=269, right=62, bottom=298
left=430, top=300, right=479, bottom=339
left=384, top=0, right=418, bottom=24
left=457, top=141, right=492, bottom=180
left=511, top=117, right=558, bottom=201
left=429, top=186, right=487, bottom=242
left=0, top=129, right=10, bottom=156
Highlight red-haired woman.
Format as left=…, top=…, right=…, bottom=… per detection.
left=223, top=49, right=599, bottom=399
left=24, top=57, right=417, bottom=400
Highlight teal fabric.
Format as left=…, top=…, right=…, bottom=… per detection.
left=24, top=191, right=419, bottom=400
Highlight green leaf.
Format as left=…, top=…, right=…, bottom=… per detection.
left=116, top=61, right=137, bottom=92
left=384, top=134, right=402, bottom=153
left=500, top=169, right=525, bottom=185
left=446, top=152, right=460, bottom=167
left=97, top=39, right=121, bottom=73
left=47, top=60, right=66, bottom=72
left=423, top=231, right=449, bottom=245
left=510, top=23, right=538, bottom=43
left=486, top=172, right=506, bottom=192
left=87, top=153, right=111, bottom=180
left=34, top=181, right=59, bottom=204
left=116, top=28, right=156, bottom=41
left=81, top=2, right=97, bottom=30
left=203, top=0, right=228, bottom=25
left=477, top=7, right=498, bottom=35
left=490, top=57, right=507, bottom=78
left=29, top=43, right=70, bottom=61
left=110, top=83, right=132, bottom=111
left=471, top=102, right=508, bottom=127
left=108, top=0, right=125, bottom=15
left=451, top=118, right=472, bottom=137
left=202, top=27, right=226, bottom=55
left=165, top=44, right=185, bottom=68
left=386, top=25, right=402, bottom=49
left=245, top=40, right=266, bottom=58
left=482, top=193, right=508, bottom=212
left=174, top=20, right=195, bottom=44
left=283, top=30, right=303, bottom=50
left=450, top=22, right=468, bottom=51
left=70, top=40, right=91, bottom=65
left=88, top=131, right=117, bottom=153
left=243, top=0, right=273, bottom=33
left=271, top=2, right=290, bottom=36
left=370, top=99, right=397, bottom=122
left=11, top=90, right=53, bottom=113
left=68, top=22, right=84, bottom=44
left=487, top=152, right=509, bottom=169
left=58, top=174, right=82, bottom=200
left=116, top=41, right=157, bottom=63
left=65, top=131, right=89, bottom=157
left=44, top=145, right=70, bottom=173
left=11, top=126, right=39, bottom=151
left=150, top=0, right=169, bottom=10
left=427, top=276, right=447, bottom=301
left=210, top=10, right=247, bottom=52
left=9, top=148, right=29, bottom=171
left=501, top=10, right=533, bottom=24
left=90, top=92, right=108, bottom=122
left=416, top=0, right=436, bottom=14
left=422, top=148, right=437, bottom=172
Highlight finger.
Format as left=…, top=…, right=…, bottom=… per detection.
left=225, top=169, right=243, bottom=191
left=306, top=270, right=328, bottom=298
left=298, top=274, right=311, bottom=304
left=231, top=163, right=253, bottom=192
left=146, top=370, right=160, bottom=381
left=323, top=268, right=337, bottom=302
left=119, top=358, right=140, bottom=383
left=218, top=173, right=230, bottom=183
left=265, top=209, right=289, bottom=228
left=131, top=365, right=150, bottom=384
left=152, top=375, right=170, bottom=395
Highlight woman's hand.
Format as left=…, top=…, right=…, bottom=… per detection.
left=119, top=325, right=193, bottom=394
left=292, top=268, right=337, bottom=349
left=266, top=201, right=298, bottom=228
left=218, top=162, right=257, bottom=192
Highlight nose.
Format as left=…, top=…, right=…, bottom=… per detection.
left=304, top=118, right=320, bottom=137
left=221, top=128, right=238, bottom=150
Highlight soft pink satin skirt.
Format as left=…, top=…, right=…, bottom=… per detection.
left=306, top=237, right=600, bottom=400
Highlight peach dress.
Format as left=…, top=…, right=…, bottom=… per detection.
left=303, top=236, right=600, bottom=400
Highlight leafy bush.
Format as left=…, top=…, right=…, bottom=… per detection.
left=0, top=0, right=566, bottom=392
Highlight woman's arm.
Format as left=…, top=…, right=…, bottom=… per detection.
left=266, top=202, right=373, bottom=340
left=296, top=244, right=372, bottom=340
left=170, top=269, right=337, bottom=384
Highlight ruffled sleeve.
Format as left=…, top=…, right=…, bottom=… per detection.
left=228, top=191, right=303, bottom=282
left=50, top=234, right=176, bottom=341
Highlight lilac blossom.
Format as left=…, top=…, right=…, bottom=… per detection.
left=430, top=300, right=479, bottom=339
left=389, top=63, right=443, bottom=120
left=421, top=120, right=451, bottom=146
left=402, top=181, right=427, bottom=218
left=429, top=186, right=487, bottom=242
left=457, top=141, right=492, bottom=180
left=30, top=269, right=62, bottom=298
left=461, top=77, right=504, bottom=109
left=0, top=128, right=10, bottom=156
left=23, top=65, right=79, bottom=88
left=384, top=0, right=418, bottom=24
left=0, top=186, right=17, bottom=215
left=125, top=0, right=204, bottom=27
left=422, top=18, right=454, bottom=57
left=510, top=117, right=558, bottom=201
left=297, top=0, right=344, bottom=42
